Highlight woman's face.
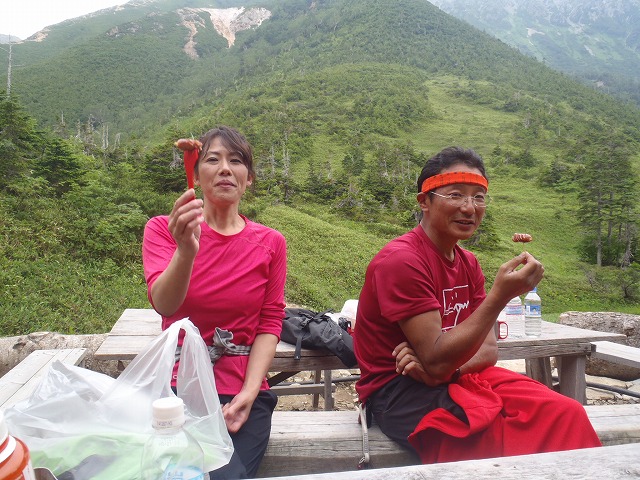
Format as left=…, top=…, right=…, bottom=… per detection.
left=195, top=136, right=253, bottom=207
left=419, top=163, right=487, bottom=247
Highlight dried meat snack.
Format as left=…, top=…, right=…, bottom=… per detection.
left=174, top=138, right=202, bottom=151
left=512, top=233, right=533, bottom=243
left=174, top=138, right=202, bottom=189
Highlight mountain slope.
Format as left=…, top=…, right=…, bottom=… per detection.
left=429, top=0, right=640, bottom=105
left=4, top=0, right=638, bottom=143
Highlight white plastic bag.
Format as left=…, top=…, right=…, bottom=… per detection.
left=5, top=319, right=233, bottom=480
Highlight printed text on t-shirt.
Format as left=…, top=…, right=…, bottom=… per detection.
left=441, top=285, right=470, bottom=331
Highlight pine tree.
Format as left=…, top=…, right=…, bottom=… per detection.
left=576, top=130, right=639, bottom=267
left=0, top=93, right=38, bottom=188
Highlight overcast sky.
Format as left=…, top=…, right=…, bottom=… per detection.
left=1, top=1, right=128, bottom=40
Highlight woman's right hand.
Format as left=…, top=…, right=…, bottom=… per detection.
left=167, top=189, right=204, bottom=258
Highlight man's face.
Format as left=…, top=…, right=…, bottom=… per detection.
left=418, top=164, right=487, bottom=245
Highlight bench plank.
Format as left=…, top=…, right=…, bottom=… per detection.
left=256, top=442, right=640, bottom=480
left=586, top=403, right=640, bottom=445
left=257, top=404, right=640, bottom=477
left=0, top=348, right=88, bottom=409
left=591, top=341, right=640, bottom=369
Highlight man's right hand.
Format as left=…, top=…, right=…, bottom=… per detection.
left=492, top=252, right=544, bottom=304
left=393, top=341, right=442, bottom=386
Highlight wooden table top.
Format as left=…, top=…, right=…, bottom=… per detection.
left=94, top=309, right=349, bottom=370
left=94, top=308, right=626, bottom=371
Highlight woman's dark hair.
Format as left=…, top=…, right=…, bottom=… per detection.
left=196, top=126, right=255, bottom=179
left=416, top=146, right=487, bottom=193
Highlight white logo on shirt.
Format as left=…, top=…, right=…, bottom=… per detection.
left=442, top=285, right=469, bottom=331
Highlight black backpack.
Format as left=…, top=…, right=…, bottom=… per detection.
left=280, top=308, right=357, bottom=368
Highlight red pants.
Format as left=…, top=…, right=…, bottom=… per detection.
left=408, top=366, right=601, bottom=463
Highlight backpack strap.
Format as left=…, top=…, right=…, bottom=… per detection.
left=294, top=314, right=313, bottom=360
left=357, top=402, right=371, bottom=469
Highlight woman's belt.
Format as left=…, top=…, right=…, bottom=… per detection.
left=175, top=326, right=251, bottom=364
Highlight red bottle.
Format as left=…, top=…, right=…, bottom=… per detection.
left=0, top=410, right=36, bottom=480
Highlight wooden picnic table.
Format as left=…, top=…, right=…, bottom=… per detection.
left=94, top=308, right=345, bottom=409
left=94, top=309, right=626, bottom=405
left=495, top=317, right=625, bottom=403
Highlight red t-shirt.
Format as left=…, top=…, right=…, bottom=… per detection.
left=142, top=215, right=287, bottom=395
left=354, top=225, right=486, bottom=403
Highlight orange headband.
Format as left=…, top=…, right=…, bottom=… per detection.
left=420, top=171, right=488, bottom=194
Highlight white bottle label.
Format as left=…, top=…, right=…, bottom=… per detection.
left=525, top=304, right=541, bottom=316
left=163, top=465, right=205, bottom=480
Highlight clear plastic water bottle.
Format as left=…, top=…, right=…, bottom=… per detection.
left=524, top=287, right=542, bottom=337
left=504, top=296, right=524, bottom=337
left=141, top=397, right=206, bottom=480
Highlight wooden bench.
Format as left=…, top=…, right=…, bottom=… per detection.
left=591, top=341, right=640, bottom=368
left=256, top=404, right=640, bottom=477
left=0, top=348, right=88, bottom=410
left=255, top=442, right=640, bottom=479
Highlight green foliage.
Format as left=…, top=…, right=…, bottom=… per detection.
left=32, top=137, right=85, bottom=195
left=574, top=129, right=639, bottom=267
left=538, top=158, right=577, bottom=192
left=0, top=177, right=149, bottom=335
left=342, top=147, right=366, bottom=177
left=0, top=93, right=39, bottom=187
left=142, top=139, right=188, bottom=193
left=255, top=205, right=388, bottom=310
left=581, top=264, right=640, bottom=306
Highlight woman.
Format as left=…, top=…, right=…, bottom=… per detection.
left=142, top=126, right=287, bottom=479
left=354, top=146, right=601, bottom=463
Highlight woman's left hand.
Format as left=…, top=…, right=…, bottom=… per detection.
left=222, top=389, right=256, bottom=433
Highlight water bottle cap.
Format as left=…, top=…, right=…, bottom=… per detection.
left=152, top=396, right=185, bottom=429
left=532, top=286, right=537, bottom=293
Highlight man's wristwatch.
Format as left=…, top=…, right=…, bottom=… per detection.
left=450, top=368, right=461, bottom=383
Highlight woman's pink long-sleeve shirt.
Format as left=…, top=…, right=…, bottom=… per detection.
left=142, top=214, right=287, bottom=395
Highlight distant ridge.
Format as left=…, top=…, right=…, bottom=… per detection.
left=0, top=34, right=21, bottom=44
left=429, top=0, right=640, bottom=106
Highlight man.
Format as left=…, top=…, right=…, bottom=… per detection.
left=354, top=146, right=601, bottom=463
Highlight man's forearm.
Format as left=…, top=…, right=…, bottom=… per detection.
left=460, top=337, right=498, bottom=374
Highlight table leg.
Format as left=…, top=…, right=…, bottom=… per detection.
left=556, top=355, right=587, bottom=404
left=525, top=357, right=553, bottom=388
left=323, top=370, right=334, bottom=411
left=312, top=370, right=321, bottom=409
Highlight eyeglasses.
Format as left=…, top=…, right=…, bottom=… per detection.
left=429, top=191, right=491, bottom=208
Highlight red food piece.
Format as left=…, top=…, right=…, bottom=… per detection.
left=174, top=138, right=202, bottom=151
left=512, top=233, right=533, bottom=243
left=174, top=138, right=202, bottom=189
